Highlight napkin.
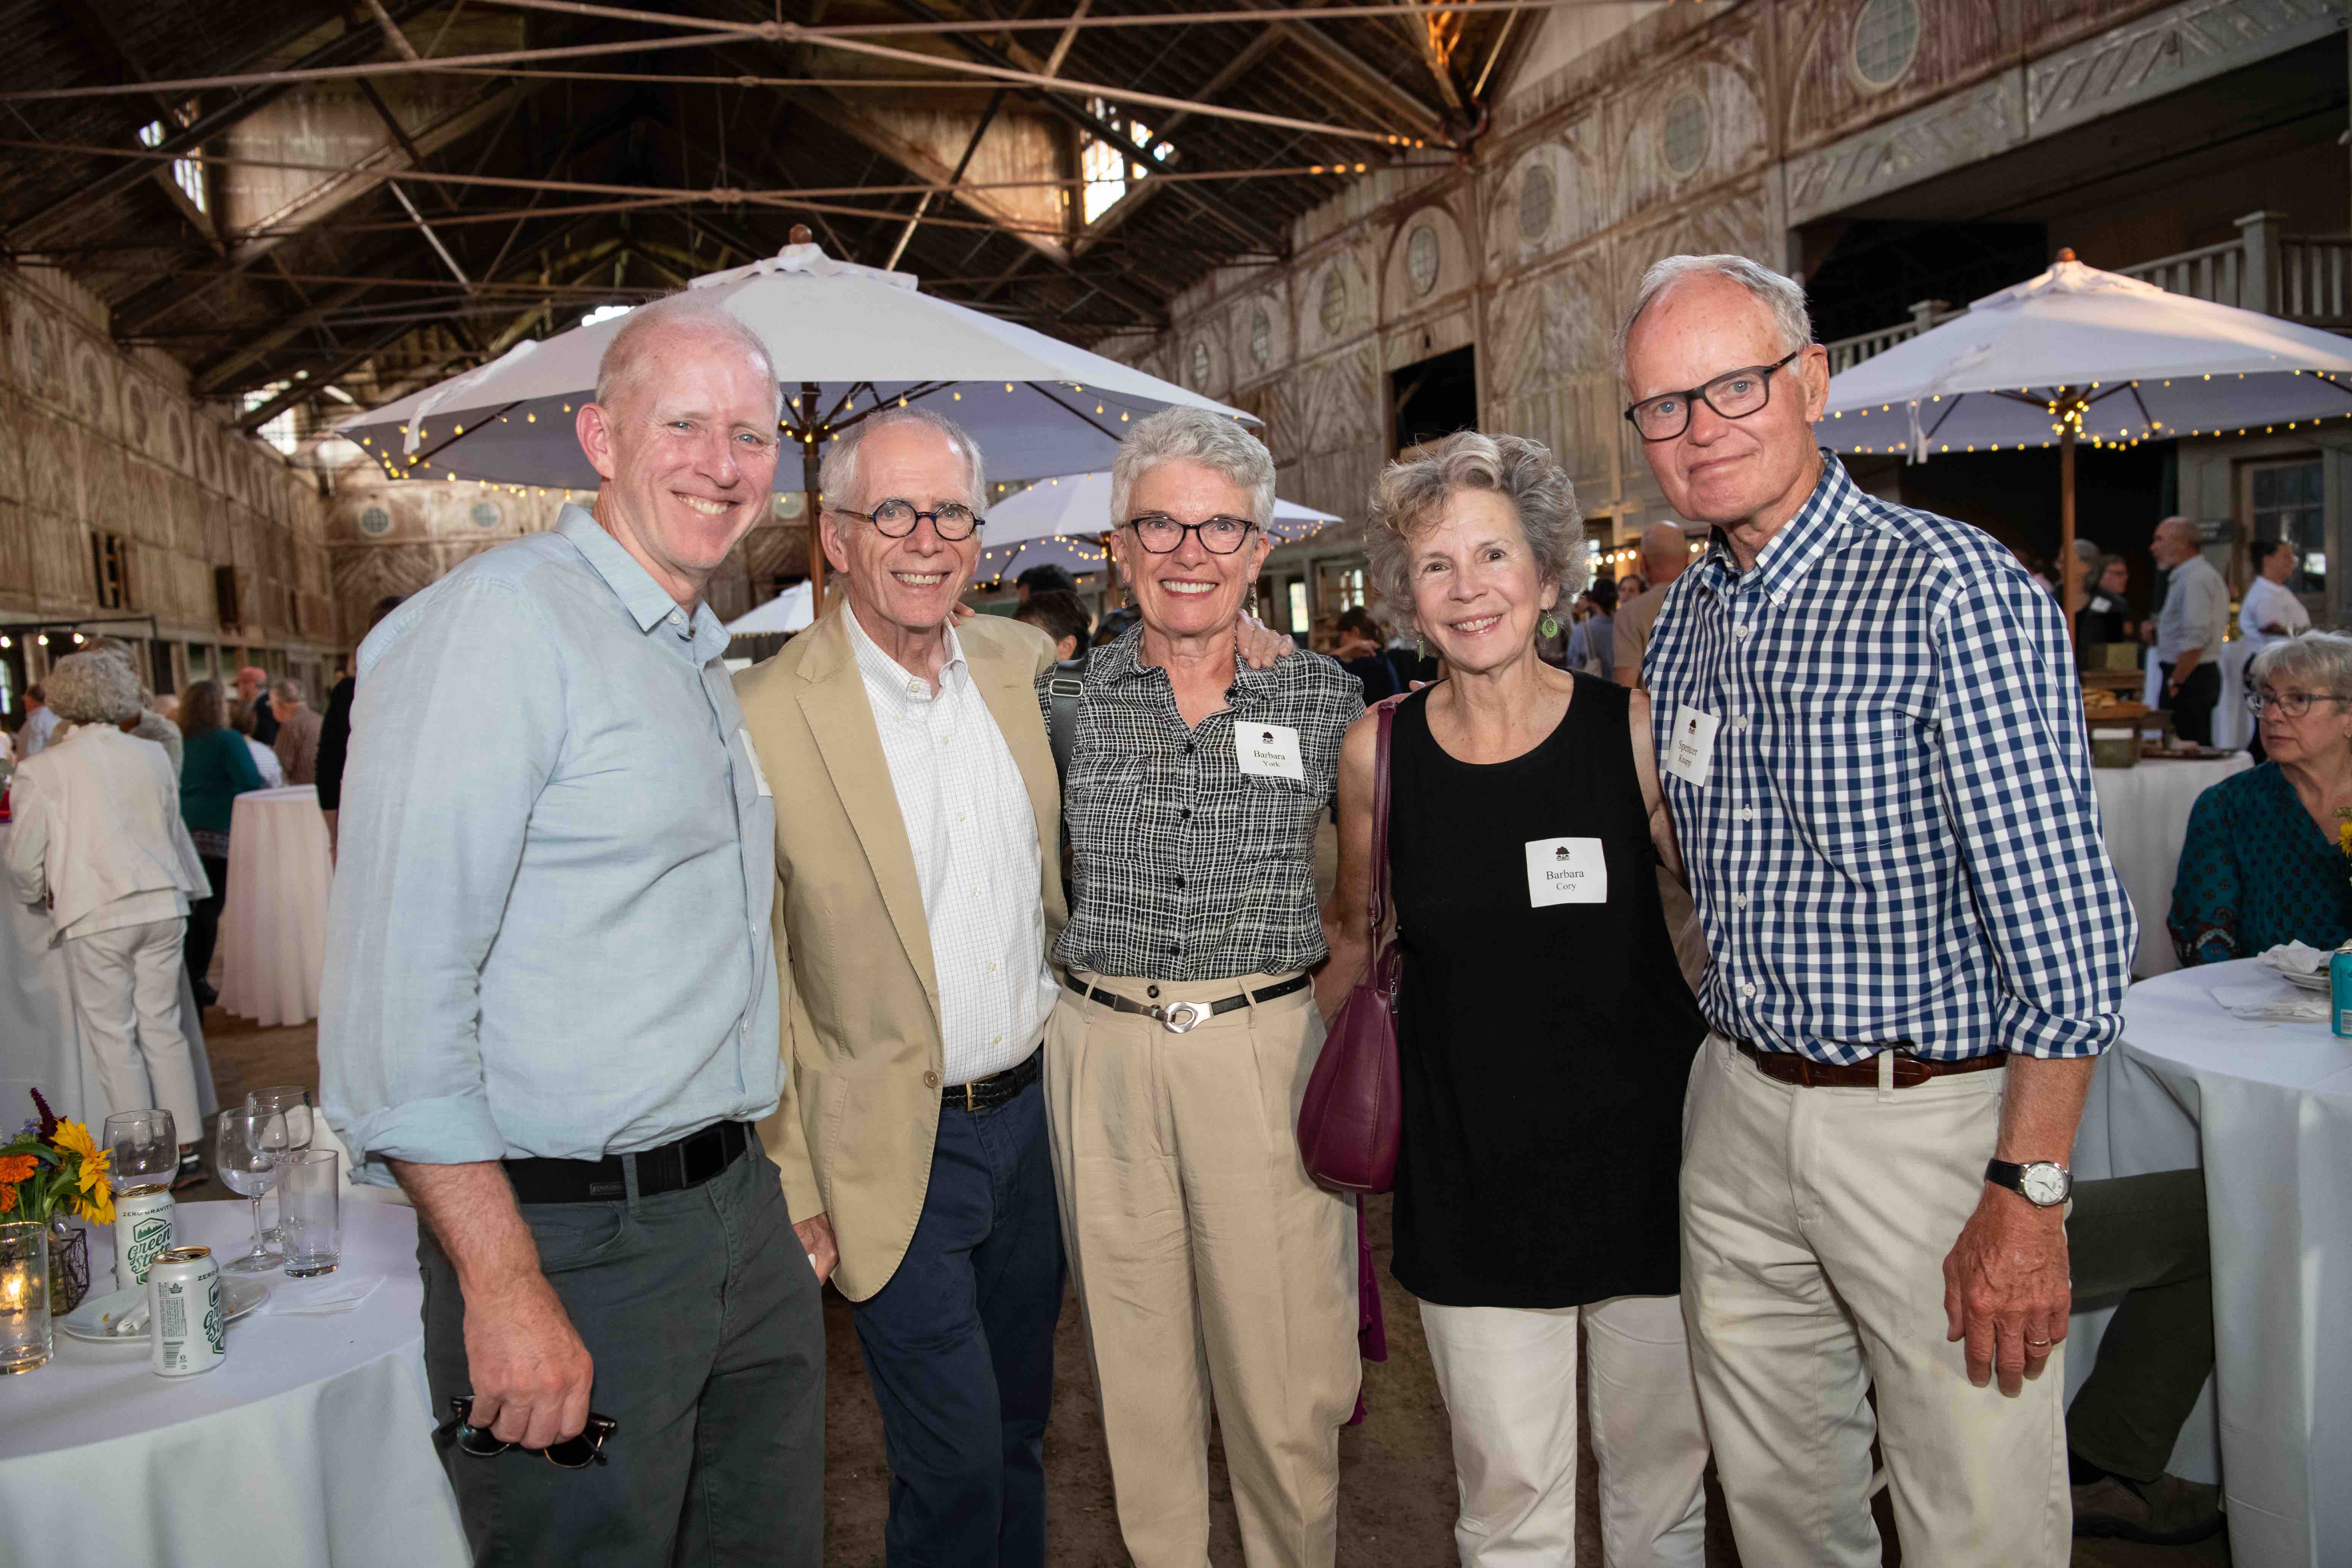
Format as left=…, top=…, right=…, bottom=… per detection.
left=2257, top=941, right=2334, bottom=978
left=2213, top=979, right=2330, bottom=1023
left=258, top=1274, right=383, bottom=1316
left=107, top=1296, right=150, bottom=1338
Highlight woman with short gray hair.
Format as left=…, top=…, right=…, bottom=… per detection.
left=1040, top=402, right=1364, bottom=1567
left=1327, top=430, right=1709, bottom=1566
left=3, top=652, right=211, bottom=1168
left=2170, top=630, right=2352, bottom=963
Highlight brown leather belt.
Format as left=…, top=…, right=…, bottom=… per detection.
left=1735, top=1041, right=2006, bottom=1089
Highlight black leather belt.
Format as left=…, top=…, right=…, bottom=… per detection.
left=1734, top=1041, right=2006, bottom=1089
left=946, top=1049, right=1042, bottom=1112
left=1062, top=971, right=1312, bottom=1033
left=503, top=1120, right=752, bottom=1205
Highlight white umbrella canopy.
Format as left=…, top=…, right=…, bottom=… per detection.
left=722, top=580, right=814, bottom=636
left=1815, top=254, right=2352, bottom=459
left=335, top=241, right=1254, bottom=493
left=974, top=533, right=1113, bottom=590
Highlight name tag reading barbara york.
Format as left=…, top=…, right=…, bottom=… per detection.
left=1234, top=722, right=1304, bottom=781
left=1524, top=837, right=1607, bottom=906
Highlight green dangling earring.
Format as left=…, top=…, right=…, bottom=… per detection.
left=1538, top=610, right=1561, bottom=640
left=1415, top=636, right=1427, bottom=659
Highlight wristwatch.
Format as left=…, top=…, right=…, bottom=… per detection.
left=1985, top=1159, right=2072, bottom=1208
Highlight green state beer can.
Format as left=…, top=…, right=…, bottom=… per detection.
left=113, top=1182, right=176, bottom=1291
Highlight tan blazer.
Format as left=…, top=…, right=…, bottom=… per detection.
left=734, top=605, right=1065, bottom=1301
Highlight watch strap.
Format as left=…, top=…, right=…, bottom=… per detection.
left=1984, top=1158, right=2070, bottom=1205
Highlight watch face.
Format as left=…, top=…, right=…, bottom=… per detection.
left=2021, top=1163, right=2068, bottom=1206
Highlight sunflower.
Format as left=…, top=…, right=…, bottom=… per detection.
left=77, top=1184, right=114, bottom=1225
left=51, top=1121, right=108, bottom=1193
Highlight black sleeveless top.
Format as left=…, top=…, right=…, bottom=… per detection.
left=1386, top=677, right=1705, bottom=1308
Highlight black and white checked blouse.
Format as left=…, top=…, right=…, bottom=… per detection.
left=1042, top=628, right=1363, bottom=982
left=1643, top=455, right=2135, bottom=1065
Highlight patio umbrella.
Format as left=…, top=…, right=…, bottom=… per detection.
left=722, top=580, right=814, bottom=637
left=1814, top=250, right=2352, bottom=613
left=336, top=232, right=1253, bottom=593
left=969, top=470, right=1344, bottom=589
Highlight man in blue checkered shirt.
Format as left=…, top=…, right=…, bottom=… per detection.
left=1624, top=255, right=2135, bottom=1564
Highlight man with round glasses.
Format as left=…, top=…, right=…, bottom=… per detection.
left=1625, top=253, right=2134, bottom=1563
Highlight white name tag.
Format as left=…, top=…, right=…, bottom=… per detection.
left=738, top=727, right=774, bottom=797
left=1525, top=837, right=1608, bottom=906
left=1661, top=705, right=1721, bottom=788
left=1234, top=722, right=1304, bottom=781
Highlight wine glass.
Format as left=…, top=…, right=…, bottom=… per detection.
left=246, top=1087, right=314, bottom=1248
left=103, top=1110, right=177, bottom=1193
left=215, top=1107, right=289, bottom=1276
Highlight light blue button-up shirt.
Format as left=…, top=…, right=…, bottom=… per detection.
left=322, top=505, right=780, bottom=1180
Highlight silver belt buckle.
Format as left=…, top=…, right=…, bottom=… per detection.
left=1154, top=1000, right=1206, bottom=1034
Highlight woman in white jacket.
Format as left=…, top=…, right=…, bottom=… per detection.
left=5, top=652, right=210, bottom=1164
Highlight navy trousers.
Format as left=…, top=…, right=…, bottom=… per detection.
left=849, top=1072, right=1065, bottom=1568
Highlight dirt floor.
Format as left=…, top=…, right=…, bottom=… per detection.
left=196, top=1007, right=2225, bottom=1566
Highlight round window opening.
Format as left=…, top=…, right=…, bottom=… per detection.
left=1660, top=94, right=1709, bottom=180
left=1319, top=269, right=1349, bottom=338
left=357, top=506, right=392, bottom=537
left=470, top=501, right=501, bottom=529
left=1852, top=0, right=1922, bottom=90
left=1190, top=340, right=1212, bottom=385
left=1518, top=163, right=1555, bottom=241
left=1407, top=226, right=1440, bottom=296
left=1249, top=308, right=1272, bottom=367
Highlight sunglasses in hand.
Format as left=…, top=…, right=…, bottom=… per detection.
left=444, top=1396, right=619, bottom=1469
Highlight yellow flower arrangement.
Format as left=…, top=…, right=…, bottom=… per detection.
left=0, top=1091, right=115, bottom=1226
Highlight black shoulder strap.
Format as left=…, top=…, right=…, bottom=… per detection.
left=1047, top=650, right=1088, bottom=784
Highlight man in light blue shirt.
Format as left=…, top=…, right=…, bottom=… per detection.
left=322, top=294, right=822, bottom=1566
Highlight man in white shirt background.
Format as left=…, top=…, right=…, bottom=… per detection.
left=17, top=683, right=57, bottom=757
left=2240, top=538, right=2311, bottom=646
left=2148, top=515, right=2230, bottom=746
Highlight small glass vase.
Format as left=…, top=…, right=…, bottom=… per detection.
left=45, top=1219, right=89, bottom=1317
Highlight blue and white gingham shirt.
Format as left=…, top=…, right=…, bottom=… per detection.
left=1642, top=456, right=2135, bottom=1065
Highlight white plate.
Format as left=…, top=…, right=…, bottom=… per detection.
left=2279, top=967, right=2332, bottom=993
left=60, top=1275, right=268, bottom=1343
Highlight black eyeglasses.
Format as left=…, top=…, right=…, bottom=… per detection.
left=831, top=498, right=984, bottom=541
left=1622, top=349, right=1807, bottom=443
left=443, top=1397, right=618, bottom=1469
left=2248, top=689, right=2349, bottom=718
left=1124, top=513, right=1258, bottom=555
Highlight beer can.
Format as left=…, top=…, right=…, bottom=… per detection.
left=113, top=1182, right=176, bottom=1291
left=149, top=1246, right=224, bottom=1378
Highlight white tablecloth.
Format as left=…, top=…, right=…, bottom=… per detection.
left=2140, top=637, right=2258, bottom=751
left=220, top=786, right=332, bottom=1027
left=2090, top=754, right=2252, bottom=978
left=0, top=1201, right=465, bottom=1567
left=0, top=823, right=218, bottom=1131
left=2069, top=960, right=2352, bottom=1567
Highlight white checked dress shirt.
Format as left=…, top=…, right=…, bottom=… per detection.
left=848, top=607, right=1055, bottom=1086
left=1642, top=455, right=2135, bottom=1065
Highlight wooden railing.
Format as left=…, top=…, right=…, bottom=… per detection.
left=1821, top=211, right=2352, bottom=373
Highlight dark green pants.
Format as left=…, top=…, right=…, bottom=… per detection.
left=2066, top=1170, right=2214, bottom=1484
left=419, top=1141, right=825, bottom=1567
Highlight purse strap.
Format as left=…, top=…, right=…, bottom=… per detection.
left=1366, top=696, right=1401, bottom=940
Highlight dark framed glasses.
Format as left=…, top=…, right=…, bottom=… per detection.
left=1124, top=513, right=1258, bottom=555
left=1622, top=349, right=1806, bottom=443
left=831, top=498, right=983, bottom=541
left=2248, top=688, right=2349, bottom=718
left=444, top=1397, right=618, bottom=1469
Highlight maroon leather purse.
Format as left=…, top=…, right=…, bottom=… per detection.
left=1298, top=697, right=1404, bottom=1195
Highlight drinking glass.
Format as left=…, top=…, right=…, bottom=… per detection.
left=0, top=1221, right=51, bottom=1374
left=104, top=1109, right=178, bottom=1191
left=215, top=1107, right=289, bottom=1276
left=278, top=1150, right=341, bottom=1277
left=246, top=1087, right=314, bottom=1248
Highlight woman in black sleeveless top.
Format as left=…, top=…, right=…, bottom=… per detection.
left=1320, top=432, right=1709, bottom=1567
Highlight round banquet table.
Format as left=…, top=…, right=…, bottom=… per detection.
left=0, top=1200, right=465, bottom=1567
left=2090, top=753, right=2251, bottom=978
left=2067, top=959, right=2352, bottom=1568
left=0, top=823, right=218, bottom=1132
left=220, top=786, right=332, bottom=1027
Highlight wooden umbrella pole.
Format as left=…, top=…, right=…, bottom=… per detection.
left=2060, top=397, right=2078, bottom=648
left=801, top=377, right=827, bottom=604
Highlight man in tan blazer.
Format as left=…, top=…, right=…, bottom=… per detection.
left=737, top=408, right=1069, bottom=1567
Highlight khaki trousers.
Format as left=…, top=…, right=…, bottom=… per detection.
left=1044, top=973, right=1358, bottom=1568
left=1679, top=1034, right=2069, bottom=1568
left=65, top=918, right=202, bottom=1137
left=1419, top=1293, right=1707, bottom=1567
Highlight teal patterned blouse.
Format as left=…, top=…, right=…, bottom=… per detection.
left=2167, top=762, right=2352, bottom=966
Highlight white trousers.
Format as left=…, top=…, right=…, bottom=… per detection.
left=1679, top=1034, right=2070, bottom=1567
left=64, top=919, right=202, bottom=1139
left=1418, top=1293, right=1708, bottom=1567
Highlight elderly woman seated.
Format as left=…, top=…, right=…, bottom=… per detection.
left=2168, top=630, right=2352, bottom=964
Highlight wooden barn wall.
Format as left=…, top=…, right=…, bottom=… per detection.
left=0, top=264, right=330, bottom=661
left=1113, top=0, right=2335, bottom=561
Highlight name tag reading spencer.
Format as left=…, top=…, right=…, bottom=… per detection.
left=1662, top=705, right=1721, bottom=788
left=1525, top=837, right=1607, bottom=906
left=1235, top=722, right=1305, bottom=781
left=738, top=727, right=775, bottom=797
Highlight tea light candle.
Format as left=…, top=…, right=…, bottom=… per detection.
left=0, top=1221, right=52, bottom=1375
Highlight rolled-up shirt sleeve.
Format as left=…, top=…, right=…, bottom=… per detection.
left=320, top=577, right=565, bottom=1178
left=1933, top=569, right=2136, bottom=1058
